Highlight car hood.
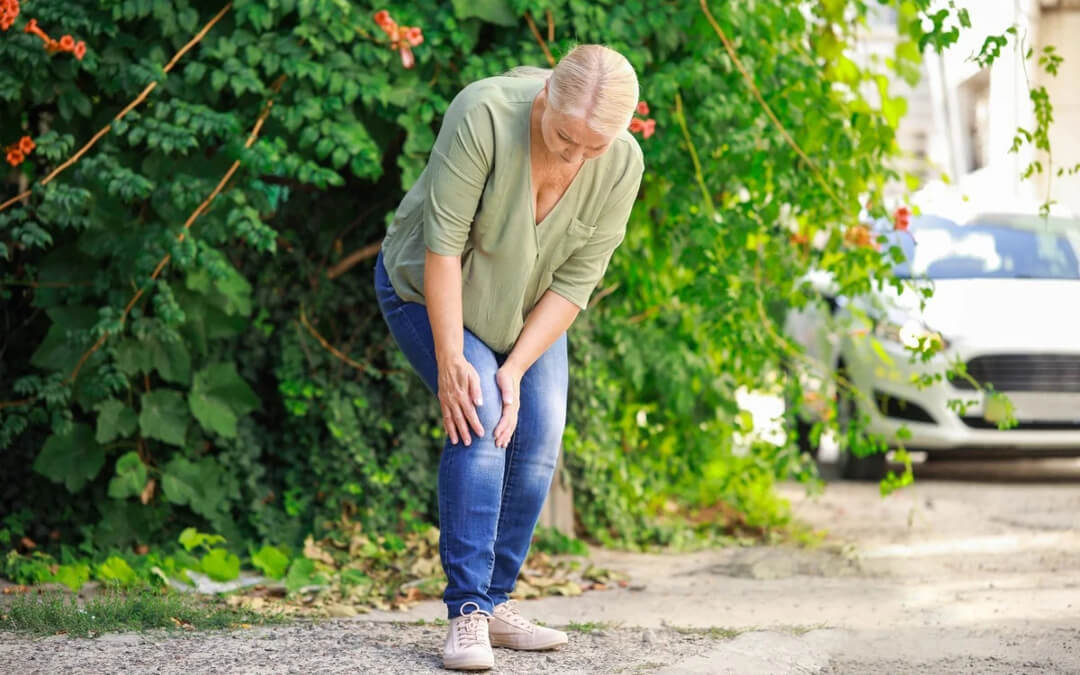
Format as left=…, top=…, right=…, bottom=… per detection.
left=891, top=279, right=1080, bottom=350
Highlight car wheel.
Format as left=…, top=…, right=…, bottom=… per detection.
left=794, top=417, right=819, bottom=460
left=835, top=367, right=887, bottom=481
left=780, top=358, right=821, bottom=461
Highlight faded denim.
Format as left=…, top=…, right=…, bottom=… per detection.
left=373, top=249, right=567, bottom=618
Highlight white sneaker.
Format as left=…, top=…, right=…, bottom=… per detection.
left=488, top=600, right=569, bottom=650
left=443, top=602, right=495, bottom=671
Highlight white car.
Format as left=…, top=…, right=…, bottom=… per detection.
left=784, top=212, right=1080, bottom=479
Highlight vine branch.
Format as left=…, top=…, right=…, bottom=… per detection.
left=326, top=240, right=381, bottom=280
left=524, top=10, right=555, bottom=67
left=298, top=304, right=366, bottom=371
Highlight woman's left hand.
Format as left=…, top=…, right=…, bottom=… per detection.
left=493, top=363, right=523, bottom=449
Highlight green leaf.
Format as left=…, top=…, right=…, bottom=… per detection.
left=107, top=451, right=148, bottom=499
left=869, top=338, right=895, bottom=367
left=178, top=526, right=227, bottom=552
left=188, top=363, right=260, bottom=438
left=96, top=556, right=138, bottom=586
left=95, top=399, right=139, bottom=443
left=983, top=393, right=1016, bottom=426
left=139, top=390, right=191, bottom=446
left=150, top=334, right=192, bottom=385
left=451, top=0, right=517, bottom=26
left=51, top=563, right=91, bottom=592
left=284, top=557, right=329, bottom=594
left=161, top=457, right=229, bottom=520
left=32, top=424, right=105, bottom=493
left=251, top=545, right=290, bottom=579
left=200, top=547, right=241, bottom=581
left=28, top=306, right=99, bottom=372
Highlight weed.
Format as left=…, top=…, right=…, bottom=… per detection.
left=0, top=585, right=290, bottom=638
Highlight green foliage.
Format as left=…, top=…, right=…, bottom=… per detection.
left=0, top=0, right=1026, bottom=563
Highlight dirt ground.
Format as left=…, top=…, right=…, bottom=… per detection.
left=4, top=457, right=1080, bottom=673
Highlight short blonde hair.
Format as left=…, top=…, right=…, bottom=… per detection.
left=503, top=44, right=639, bottom=138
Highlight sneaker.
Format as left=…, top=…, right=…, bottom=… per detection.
left=443, top=602, right=495, bottom=671
left=488, top=600, right=569, bottom=651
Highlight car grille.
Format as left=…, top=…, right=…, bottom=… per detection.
left=950, top=354, right=1080, bottom=393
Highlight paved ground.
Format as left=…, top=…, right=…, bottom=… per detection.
left=4, top=457, right=1080, bottom=673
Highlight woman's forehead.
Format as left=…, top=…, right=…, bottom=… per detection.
left=552, top=110, right=612, bottom=145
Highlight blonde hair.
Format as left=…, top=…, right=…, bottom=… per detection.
left=503, top=44, right=639, bottom=138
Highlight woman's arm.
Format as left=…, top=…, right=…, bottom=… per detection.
left=491, top=290, right=580, bottom=448
left=426, top=249, right=485, bottom=447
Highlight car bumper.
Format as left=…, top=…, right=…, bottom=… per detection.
left=845, top=339, right=1080, bottom=452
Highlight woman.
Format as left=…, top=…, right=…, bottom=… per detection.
left=373, top=43, right=644, bottom=671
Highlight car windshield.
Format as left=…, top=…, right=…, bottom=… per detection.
left=889, top=216, right=1080, bottom=280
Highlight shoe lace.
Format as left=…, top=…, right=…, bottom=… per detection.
left=495, top=600, right=533, bottom=632
left=456, top=605, right=491, bottom=649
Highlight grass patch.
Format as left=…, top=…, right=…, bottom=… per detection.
left=664, top=621, right=831, bottom=640
left=565, top=619, right=621, bottom=633
left=780, top=622, right=830, bottom=635
left=0, top=585, right=292, bottom=638
left=666, top=624, right=744, bottom=640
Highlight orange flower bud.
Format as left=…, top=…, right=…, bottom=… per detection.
left=18, top=135, right=34, bottom=154
left=628, top=117, right=645, bottom=133
left=59, top=34, right=74, bottom=50
left=6, top=148, right=24, bottom=166
left=399, top=45, right=414, bottom=69
left=405, top=26, right=422, bottom=46
left=642, top=118, right=656, bottom=139
left=636, top=100, right=649, bottom=115
left=74, top=40, right=86, bottom=60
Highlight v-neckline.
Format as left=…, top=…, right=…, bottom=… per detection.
left=526, top=93, right=588, bottom=229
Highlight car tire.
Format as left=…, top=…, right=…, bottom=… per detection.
left=835, top=366, right=887, bottom=481
left=780, top=359, right=820, bottom=461
left=794, top=417, right=819, bottom=460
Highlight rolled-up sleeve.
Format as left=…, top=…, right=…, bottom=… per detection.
left=548, top=154, right=644, bottom=310
left=422, top=94, right=496, bottom=256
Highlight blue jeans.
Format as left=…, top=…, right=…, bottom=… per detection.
left=373, top=249, right=568, bottom=618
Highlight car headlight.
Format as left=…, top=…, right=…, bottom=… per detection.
left=874, top=317, right=949, bottom=351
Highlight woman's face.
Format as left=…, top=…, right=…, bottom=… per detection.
left=539, top=82, right=616, bottom=165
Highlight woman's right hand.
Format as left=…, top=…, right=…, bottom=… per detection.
left=436, top=353, right=485, bottom=446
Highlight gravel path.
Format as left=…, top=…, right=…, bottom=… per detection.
left=3, top=620, right=727, bottom=674
left=4, top=457, right=1080, bottom=673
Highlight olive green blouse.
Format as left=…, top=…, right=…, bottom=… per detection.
left=379, top=74, right=645, bottom=354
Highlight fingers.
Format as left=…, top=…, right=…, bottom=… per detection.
left=441, top=395, right=483, bottom=445
left=440, top=404, right=458, bottom=446
left=493, top=401, right=518, bottom=448
left=468, top=368, right=483, bottom=408
left=450, top=402, right=472, bottom=446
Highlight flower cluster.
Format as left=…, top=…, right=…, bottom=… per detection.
left=374, top=10, right=423, bottom=69
left=5, top=135, right=35, bottom=167
left=844, top=223, right=879, bottom=250
left=24, top=17, right=86, bottom=59
left=0, top=0, right=19, bottom=31
left=628, top=100, right=656, bottom=139
left=893, top=205, right=911, bottom=232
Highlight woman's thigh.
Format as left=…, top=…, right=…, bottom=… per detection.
left=374, top=251, right=503, bottom=429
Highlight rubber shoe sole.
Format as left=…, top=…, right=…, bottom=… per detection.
left=443, top=651, right=495, bottom=671
left=489, top=632, right=568, bottom=651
